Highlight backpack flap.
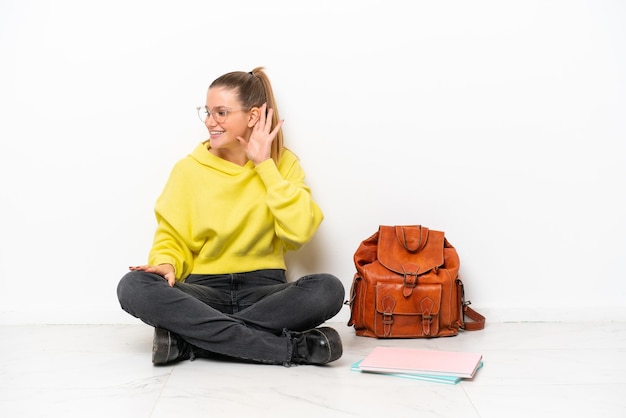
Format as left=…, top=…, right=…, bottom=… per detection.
left=377, top=225, right=446, bottom=277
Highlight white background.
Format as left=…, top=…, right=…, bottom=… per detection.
left=1, top=0, right=624, bottom=324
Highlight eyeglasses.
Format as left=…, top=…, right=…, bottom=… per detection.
left=196, top=106, right=246, bottom=123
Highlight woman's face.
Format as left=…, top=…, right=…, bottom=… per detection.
left=204, top=87, right=252, bottom=154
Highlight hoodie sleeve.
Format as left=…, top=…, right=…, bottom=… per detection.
left=148, top=160, right=197, bottom=279
left=254, top=151, right=324, bottom=251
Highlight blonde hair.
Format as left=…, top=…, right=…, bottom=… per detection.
left=209, top=67, right=283, bottom=163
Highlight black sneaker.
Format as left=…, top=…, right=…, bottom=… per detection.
left=152, top=327, right=191, bottom=365
left=291, top=327, right=343, bottom=365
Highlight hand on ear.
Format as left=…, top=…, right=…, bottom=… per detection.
left=238, top=103, right=284, bottom=165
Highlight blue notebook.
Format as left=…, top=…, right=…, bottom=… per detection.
left=351, top=360, right=483, bottom=385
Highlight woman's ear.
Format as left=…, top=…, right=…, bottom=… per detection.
left=247, top=107, right=261, bottom=128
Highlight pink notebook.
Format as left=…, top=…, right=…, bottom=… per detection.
left=358, top=346, right=483, bottom=378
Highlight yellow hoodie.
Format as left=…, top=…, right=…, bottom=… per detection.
left=148, top=142, right=324, bottom=280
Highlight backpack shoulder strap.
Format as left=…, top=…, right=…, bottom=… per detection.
left=457, top=277, right=486, bottom=331
left=463, top=305, right=486, bottom=331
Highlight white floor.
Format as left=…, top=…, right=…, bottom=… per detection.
left=1, top=322, right=625, bottom=418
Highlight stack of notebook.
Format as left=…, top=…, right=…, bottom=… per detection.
left=352, top=346, right=483, bottom=385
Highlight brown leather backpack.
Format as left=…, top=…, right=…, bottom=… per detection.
left=347, top=225, right=485, bottom=338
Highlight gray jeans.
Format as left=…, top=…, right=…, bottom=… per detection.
left=116, top=269, right=345, bottom=364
